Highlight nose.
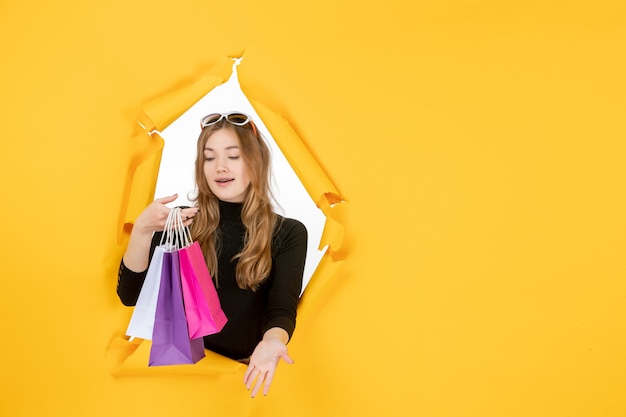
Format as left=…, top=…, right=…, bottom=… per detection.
left=216, top=157, right=227, bottom=173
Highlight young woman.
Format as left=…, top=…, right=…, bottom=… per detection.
left=116, top=112, right=308, bottom=397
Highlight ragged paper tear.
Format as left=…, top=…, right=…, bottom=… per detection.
left=111, top=56, right=348, bottom=375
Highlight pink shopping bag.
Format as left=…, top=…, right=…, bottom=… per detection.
left=179, top=241, right=228, bottom=339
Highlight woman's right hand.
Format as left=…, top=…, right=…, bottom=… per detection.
left=133, top=194, right=198, bottom=236
left=123, top=194, right=198, bottom=272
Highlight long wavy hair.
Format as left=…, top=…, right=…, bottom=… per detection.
left=190, top=119, right=277, bottom=290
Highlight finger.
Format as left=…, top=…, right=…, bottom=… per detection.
left=246, top=368, right=260, bottom=390
left=154, top=194, right=178, bottom=204
left=250, top=370, right=267, bottom=398
left=262, top=370, right=275, bottom=396
left=181, top=207, right=199, bottom=221
left=280, top=351, right=294, bottom=365
left=243, top=364, right=255, bottom=384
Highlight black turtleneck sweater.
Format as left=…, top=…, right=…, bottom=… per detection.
left=117, top=200, right=308, bottom=360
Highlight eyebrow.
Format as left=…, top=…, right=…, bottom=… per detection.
left=204, top=145, right=240, bottom=151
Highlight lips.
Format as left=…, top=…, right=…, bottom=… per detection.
left=215, top=178, right=234, bottom=184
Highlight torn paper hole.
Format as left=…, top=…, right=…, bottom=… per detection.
left=154, top=58, right=326, bottom=292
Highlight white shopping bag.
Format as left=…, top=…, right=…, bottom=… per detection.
left=125, top=246, right=166, bottom=341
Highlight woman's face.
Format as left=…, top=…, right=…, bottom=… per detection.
left=203, top=127, right=251, bottom=203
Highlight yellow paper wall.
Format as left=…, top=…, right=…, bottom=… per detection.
left=1, top=1, right=625, bottom=416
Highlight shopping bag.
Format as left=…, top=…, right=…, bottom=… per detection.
left=125, top=246, right=166, bottom=341
left=125, top=207, right=177, bottom=341
left=149, top=249, right=205, bottom=366
left=179, top=241, right=228, bottom=339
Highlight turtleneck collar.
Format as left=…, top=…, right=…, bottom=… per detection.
left=218, top=199, right=243, bottom=220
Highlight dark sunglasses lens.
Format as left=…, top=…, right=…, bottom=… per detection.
left=201, top=113, right=222, bottom=126
left=226, top=113, right=249, bottom=125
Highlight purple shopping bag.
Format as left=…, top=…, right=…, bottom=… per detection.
left=179, top=241, right=228, bottom=339
left=149, top=250, right=205, bottom=366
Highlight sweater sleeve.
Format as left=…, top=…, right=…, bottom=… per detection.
left=261, top=218, right=308, bottom=340
left=116, top=231, right=163, bottom=306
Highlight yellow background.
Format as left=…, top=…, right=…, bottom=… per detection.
left=1, top=1, right=625, bottom=416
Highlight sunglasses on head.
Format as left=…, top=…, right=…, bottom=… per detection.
left=200, top=112, right=257, bottom=135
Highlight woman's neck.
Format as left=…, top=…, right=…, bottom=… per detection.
left=218, top=199, right=243, bottom=219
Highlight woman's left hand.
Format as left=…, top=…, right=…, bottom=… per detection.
left=244, top=331, right=294, bottom=397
